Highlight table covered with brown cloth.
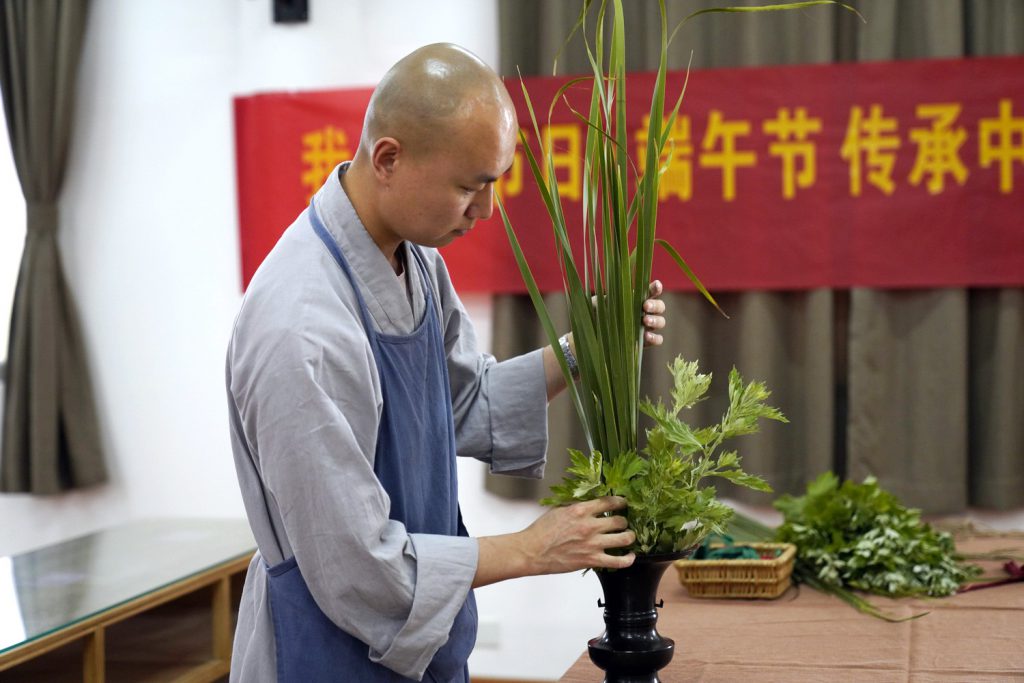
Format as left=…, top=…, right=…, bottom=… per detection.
left=560, top=535, right=1024, bottom=682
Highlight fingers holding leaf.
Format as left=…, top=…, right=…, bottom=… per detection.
left=642, top=280, right=666, bottom=347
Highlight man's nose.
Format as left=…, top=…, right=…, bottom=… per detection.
left=467, top=185, right=494, bottom=220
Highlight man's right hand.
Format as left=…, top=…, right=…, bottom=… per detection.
left=472, top=496, right=636, bottom=588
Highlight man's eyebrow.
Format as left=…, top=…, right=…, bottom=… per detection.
left=476, top=164, right=514, bottom=184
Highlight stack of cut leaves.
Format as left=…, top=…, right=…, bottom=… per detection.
left=758, top=473, right=983, bottom=620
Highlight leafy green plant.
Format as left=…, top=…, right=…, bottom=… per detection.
left=773, top=473, right=983, bottom=620
left=497, top=0, right=722, bottom=465
left=543, top=357, right=786, bottom=554
left=497, top=0, right=858, bottom=556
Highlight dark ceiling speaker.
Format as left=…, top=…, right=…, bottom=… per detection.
left=274, top=0, right=308, bottom=24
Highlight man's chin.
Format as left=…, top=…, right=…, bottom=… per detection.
left=426, top=227, right=473, bottom=249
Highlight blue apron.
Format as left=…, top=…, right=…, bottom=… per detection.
left=264, top=199, right=477, bottom=682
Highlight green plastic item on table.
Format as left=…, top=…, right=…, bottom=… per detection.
left=694, top=533, right=762, bottom=560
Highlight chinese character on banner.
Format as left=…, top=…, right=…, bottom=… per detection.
left=763, top=107, right=823, bottom=199
left=841, top=105, right=900, bottom=196
left=979, top=99, right=1024, bottom=194
left=301, top=126, right=352, bottom=200
left=699, top=110, right=757, bottom=201
left=908, top=103, right=968, bottom=195
left=542, top=124, right=583, bottom=202
left=635, top=114, right=694, bottom=201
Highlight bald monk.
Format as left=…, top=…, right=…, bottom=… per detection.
left=226, top=44, right=667, bottom=682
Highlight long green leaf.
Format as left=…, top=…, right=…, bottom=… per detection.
left=497, top=195, right=593, bottom=451
left=553, top=0, right=597, bottom=75
left=656, top=238, right=728, bottom=318
left=669, top=2, right=865, bottom=48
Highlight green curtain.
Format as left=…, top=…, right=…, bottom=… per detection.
left=0, top=0, right=106, bottom=493
left=489, top=0, right=1023, bottom=514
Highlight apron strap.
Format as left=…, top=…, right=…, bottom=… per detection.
left=309, top=197, right=380, bottom=349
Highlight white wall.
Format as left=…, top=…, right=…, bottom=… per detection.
left=0, top=0, right=500, bottom=548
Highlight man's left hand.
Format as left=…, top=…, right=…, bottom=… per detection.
left=642, top=280, right=666, bottom=347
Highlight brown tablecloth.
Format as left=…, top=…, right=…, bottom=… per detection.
left=560, top=536, right=1024, bottom=682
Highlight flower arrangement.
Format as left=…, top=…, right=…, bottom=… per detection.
left=544, top=357, right=786, bottom=554
left=498, top=0, right=855, bottom=555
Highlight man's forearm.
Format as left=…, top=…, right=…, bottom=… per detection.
left=473, top=534, right=531, bottom=588
left=542, top=333, right=575, bottom=401
left=472, top=497, right=636, bottom=589
left=540, top=281, right=666, bottom=402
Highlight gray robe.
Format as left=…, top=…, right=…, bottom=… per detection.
left=226, top=164, right=548, bottom=681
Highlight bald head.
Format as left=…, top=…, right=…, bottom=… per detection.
left=343, top=45, right=518, bottom=262
left=361, top=43, right=515, bottom=157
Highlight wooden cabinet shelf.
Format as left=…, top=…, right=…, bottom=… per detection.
left=0, top=520, right=255, bottom=683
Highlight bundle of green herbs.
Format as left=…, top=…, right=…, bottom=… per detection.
left=772, top=472, right=983, bottom=619
left=542, top=357, right=786, bottom=554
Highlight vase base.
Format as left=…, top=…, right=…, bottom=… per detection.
left=587, top=636, right=674, bottom=683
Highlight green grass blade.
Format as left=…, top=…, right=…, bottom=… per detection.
left=497, top=195, right=593, bottom=450
left=553, top=0, right=597, bottom=75
left=547, top=76, right=595, bottom=124
left=669, top=2, right=864, bottom=48
left=655, top=238, right=728, bottom=318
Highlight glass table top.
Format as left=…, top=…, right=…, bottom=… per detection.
left=0, top=518, right=255, bottom=655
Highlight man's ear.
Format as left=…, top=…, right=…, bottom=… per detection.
left=371, top=137, right=402, bottom=182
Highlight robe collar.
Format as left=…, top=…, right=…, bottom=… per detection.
left=314, top=162, right=424, bottom=334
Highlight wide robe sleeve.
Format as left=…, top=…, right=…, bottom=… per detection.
left=425, top=251, right=550, bottom=478
left=230, top=298, right=478, bottom=680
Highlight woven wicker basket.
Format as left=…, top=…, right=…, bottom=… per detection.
left=674, top=542, right=796, bottom=599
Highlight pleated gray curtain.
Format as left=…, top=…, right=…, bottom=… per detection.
left=489, top=0, right=1023, bottom=514
left=0, top=0, right=106, bottom=493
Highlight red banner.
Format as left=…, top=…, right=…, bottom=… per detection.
left=234, top=56, right=1024, bottom=292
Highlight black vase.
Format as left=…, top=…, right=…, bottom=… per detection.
left=587, top=549, right=695, bottom=683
